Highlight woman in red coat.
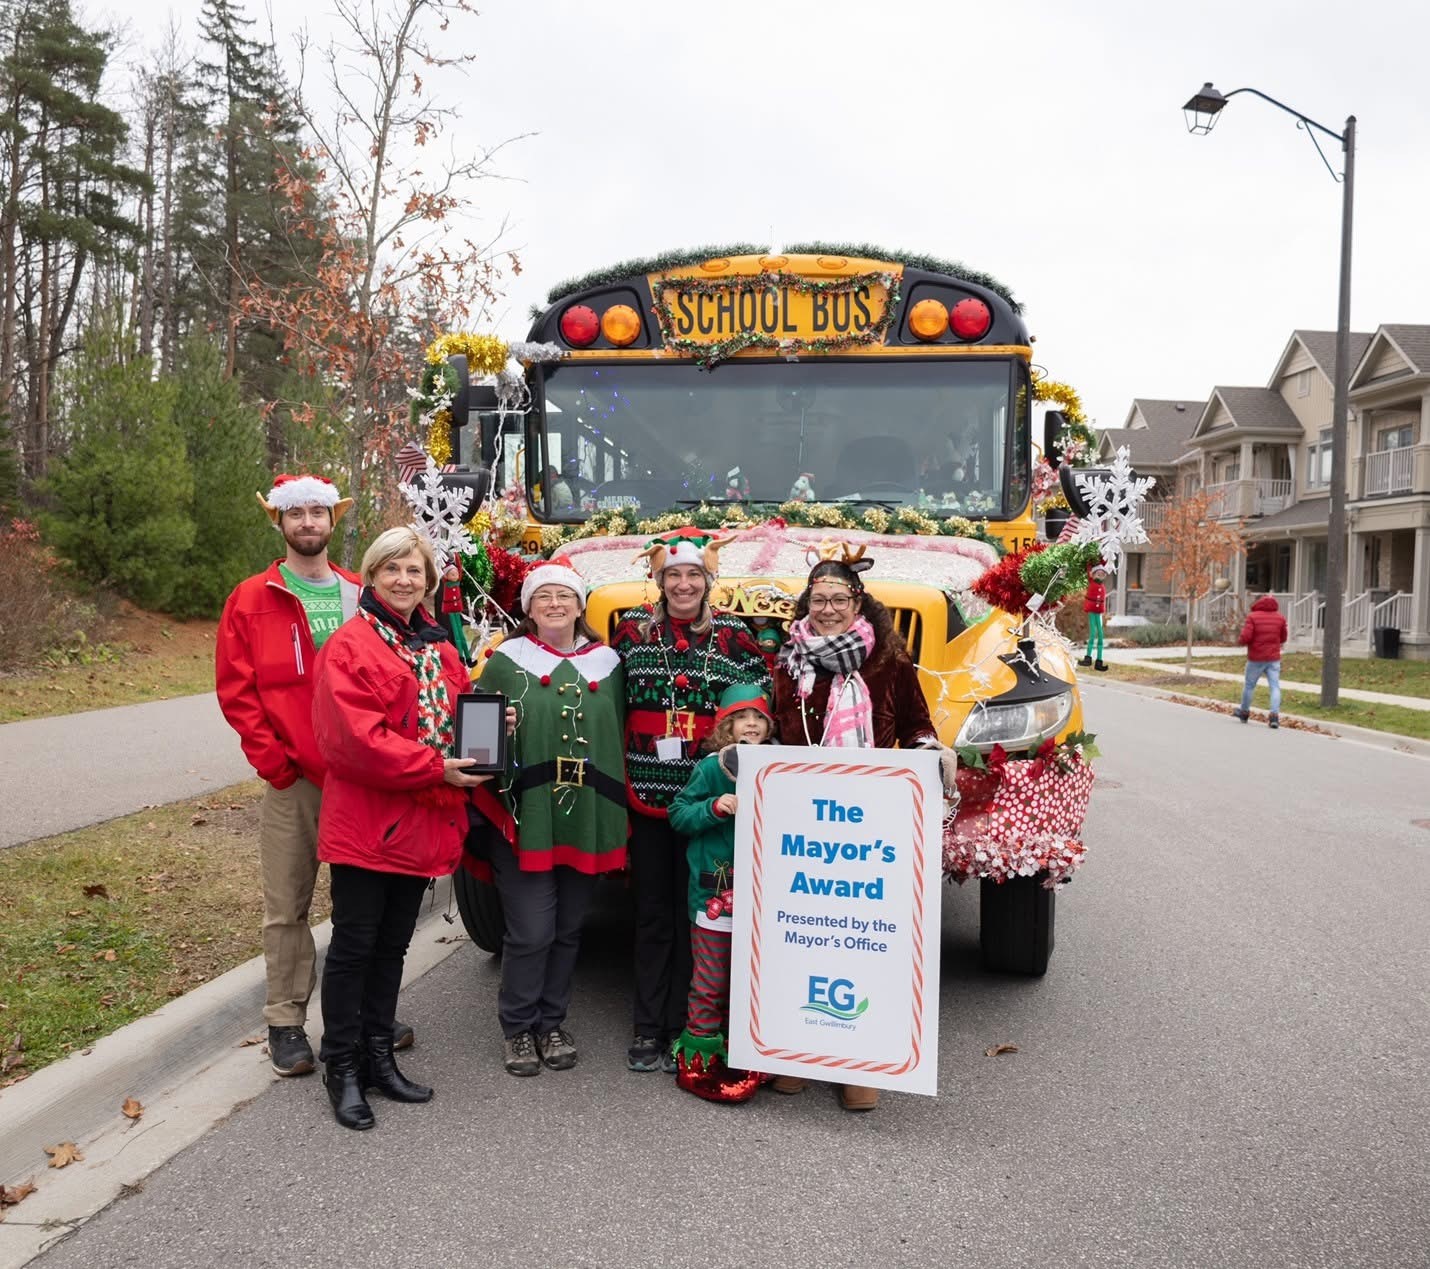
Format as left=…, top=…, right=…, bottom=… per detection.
left=312, top=526, right=490, bottom=1131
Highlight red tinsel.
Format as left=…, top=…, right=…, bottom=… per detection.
left=970, top=542, right=1047, bottom=616
left=487, top=546, right=530, bottom=618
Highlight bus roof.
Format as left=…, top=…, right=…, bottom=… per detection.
left=545, top=241, right=1019, bottom=312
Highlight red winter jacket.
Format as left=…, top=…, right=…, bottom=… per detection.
left=1239, top=595, right=1288, bottom=662
left=312, top=604, right=473, bottom=878
left=1083, top=580, right=1107, bottom=615
left=216, top=560, right=361, bottom=789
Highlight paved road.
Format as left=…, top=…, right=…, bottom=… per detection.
left=32, top=685, right=1430, bottom=1268
left=0, top=694, right=252, bottom=849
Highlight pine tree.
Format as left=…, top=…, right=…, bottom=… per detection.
left=170, top=336, right=271, bottom=616
left=43, top=326, right=195, bottom=609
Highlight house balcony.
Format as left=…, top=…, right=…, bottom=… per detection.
left=1363, top=446, right=1414, bottom=498
left=1202, top=478, right=1294, bottom=520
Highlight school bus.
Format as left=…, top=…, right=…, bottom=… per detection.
left=449, top=247, right=1085, bottom=974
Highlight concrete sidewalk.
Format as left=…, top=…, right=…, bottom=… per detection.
left=0, top=694, right=253, bottom=849
left=1101, top=646, right=1430, bottom=712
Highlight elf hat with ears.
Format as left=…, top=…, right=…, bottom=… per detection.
left=632, top=527, right=734, bottom=582
left=714, top=681, right=773, bottom=726
left=256, top=474, right=353, bottom=526
left=520, top=555, right=588, bottom=613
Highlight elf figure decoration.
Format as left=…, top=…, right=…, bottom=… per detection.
left=1080, top=563, right=1109, bottom=671
left=666, top=684, right=775, bottom=1104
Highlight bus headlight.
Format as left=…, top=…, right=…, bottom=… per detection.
left=955, top=691, right=1073, bottom=752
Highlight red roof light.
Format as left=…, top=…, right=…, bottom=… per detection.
left=559, top=305, right=600, bottom=347
left=949, top=298, right=992, bottom=340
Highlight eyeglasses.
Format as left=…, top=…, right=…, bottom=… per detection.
left=808, top=594, right=855, bottom=611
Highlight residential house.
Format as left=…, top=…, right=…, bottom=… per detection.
left=1105, top=325, right=1430, bottom=658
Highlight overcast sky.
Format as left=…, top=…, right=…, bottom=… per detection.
left=95, top=0, right=1430, bottom=431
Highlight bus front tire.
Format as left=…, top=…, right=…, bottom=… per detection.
left=453, top=868, right=506, bottom=955
left=978, top=874, right=1054, bottom=976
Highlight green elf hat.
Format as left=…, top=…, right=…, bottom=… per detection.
left=714, top=682, right=772, bottom=725
left=632, top=526, right=735, bottom=580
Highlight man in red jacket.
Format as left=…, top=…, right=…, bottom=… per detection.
left=216, top=475, right=365, bottom=1077
left=1236, top=593, right=1289, bottom=729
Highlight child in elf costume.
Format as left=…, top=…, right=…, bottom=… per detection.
left=1080, top=563, right=1109, bottom=672
left=666, top=683, right=774, bottom=1103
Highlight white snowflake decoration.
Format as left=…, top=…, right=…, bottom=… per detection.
left=399, top=457, right=480, bottom=567
left=1070, top=445, right=1155, bottom=572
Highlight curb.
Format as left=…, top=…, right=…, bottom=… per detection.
left=1081, top=679, right=1430, bottom=760
left=0, top=878, right=470, bottom=1268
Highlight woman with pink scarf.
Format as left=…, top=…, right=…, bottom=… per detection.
left=769, top=548, right=942, bottom=1113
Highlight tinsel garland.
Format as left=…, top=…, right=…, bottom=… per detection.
left=424, top=331, right=510, bottom=376
left=1033, top=375, right=1096, bottom=456
left=1017, top=542, right=1102, bottom=609
left=971, top=542, right=1046, bottom=615
left=650, top=270, right=902, bottom=368
left=525, top=501, right=1006, bottom=557
left=425, top=416, right=452, bottom=466
left=546, top=240, right=1020, bottom=311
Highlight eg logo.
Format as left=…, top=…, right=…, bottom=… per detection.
left=800, top=975, right=869, bottom=1022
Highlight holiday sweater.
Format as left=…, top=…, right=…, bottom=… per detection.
left=476, top=635, right=628, bottom=874
left=668, top=750, right=741, bottom=931
left=611, top=608, right=769, bottom=817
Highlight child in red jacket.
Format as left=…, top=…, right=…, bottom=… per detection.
left=1079, top=564, right=1109, bottom=672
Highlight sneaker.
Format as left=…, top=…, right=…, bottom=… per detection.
left=268, top=1025, right=315, bottom=1077
left=537, top=1027, right=578, bottom=1071
left=503, top=1030, right=542, bottom=1077
left=1234, top=709, right=1250, bottom=723
left=1268, top=713, right=1280, bottom=730
left=626, top=1034, right=663, bottom=1072
left=660, top=1037, right=679, bottom=1074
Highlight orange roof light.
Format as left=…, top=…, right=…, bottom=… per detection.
left=908, top=298, right=949, bottom=341
left=600, top=304, right=642, bottom=347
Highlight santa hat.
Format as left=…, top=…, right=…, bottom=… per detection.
left=632, top=527, right=734, bottom=581
left=255, top=474, right=353, bottom=525
left=520, top=555, right=588, bottom=613
left=714, top=682, right=773, bottom=725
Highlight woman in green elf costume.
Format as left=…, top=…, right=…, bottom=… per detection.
left=666, top=683, right=775, bottom=1103
left=475, top=556, right=628, bottom=1077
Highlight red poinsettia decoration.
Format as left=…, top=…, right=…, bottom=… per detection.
left=970, top=542, right=1047, bottom=616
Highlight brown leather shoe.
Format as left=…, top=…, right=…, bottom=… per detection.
left=770, top=1075, right=808, bottom=1094
left=838, top=1084, right=880, bottom=1112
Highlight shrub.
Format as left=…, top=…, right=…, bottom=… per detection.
left=0, top=519, right=105, bottom=670
left=1125, top=622, right=1216, bottom=647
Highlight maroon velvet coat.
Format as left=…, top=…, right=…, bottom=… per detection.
left=772, top=637, right=937, bottom=750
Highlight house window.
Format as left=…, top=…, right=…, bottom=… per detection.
left=1307, top=428, right=1332, bottom=487
left=1124, top=554, right=1144, bottom=590
left=1376, top=423, right=1414, bottom=451
left=1295, top=369, right=1311, bottom=398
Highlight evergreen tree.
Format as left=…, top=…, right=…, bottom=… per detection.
left=170, top=335, right=271, bottom=616
left=43, top=327, right=194, bottom=609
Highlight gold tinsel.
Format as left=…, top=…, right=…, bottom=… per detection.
left=424, top=332, right=510, bottom=377
left=465, top=507, right=492, bottom=538
left=425, top=411, right=452, bottom=466
left=1032, top=378, right=1087, bottom=425
left=859, top=507, right=891, bottom=534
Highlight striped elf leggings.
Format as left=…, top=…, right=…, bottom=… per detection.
left=687, top=924, right=731, bottom=1036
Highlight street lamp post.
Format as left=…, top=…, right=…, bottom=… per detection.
left=1182, top=82, right=1355, bottom=708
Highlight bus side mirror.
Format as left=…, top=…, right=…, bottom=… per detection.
left=1043, top=409, right=1067, bottom=467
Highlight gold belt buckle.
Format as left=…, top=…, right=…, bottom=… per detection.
left=666, top=710, right=697, bottom=741
left=555, top=756, right=586, bottom=788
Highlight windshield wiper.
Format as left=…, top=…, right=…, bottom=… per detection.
left=674, top=498, right=739, bottom=506
left=834, top=497, right=899, bottom=510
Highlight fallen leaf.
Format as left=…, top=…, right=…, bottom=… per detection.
left=984, top=1042, right=1020, bottom=1057
left=2, top=1034, right=23, bottom=1072
left=54, top=943, right=77, bottom=955
left=102, top=950, right=117, bottom=962
left=227, top=804, right=243, bottom=810
left=237, top=1035, right=264, bottom=1047
left=99, top=993, right=118, bottom=1007
left=83, top=884, right=109, bottom=899
left=0, top=1179, right=35, bottom=1207
left=67, top=908, right=86, bottom=916
left=120, top=1097, right=143, bottom=1120
left=190, top=815, right=208, bottom=826
left=44, top=1142, right=83, bottom=1169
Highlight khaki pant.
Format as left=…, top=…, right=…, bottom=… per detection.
left=259, top=778, right=322, bottom=1027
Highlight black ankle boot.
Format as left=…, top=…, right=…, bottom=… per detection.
left=324, top=1054, right=375, bottom=1130
left=364, top=1034, right=433, bottom=1103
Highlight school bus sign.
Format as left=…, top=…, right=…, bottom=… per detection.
left=649, top=265, right=900, bottom=361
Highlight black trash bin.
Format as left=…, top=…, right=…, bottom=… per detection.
left=1372, top=626, right=1401, bottom=659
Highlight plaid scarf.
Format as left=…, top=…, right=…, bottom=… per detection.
left=779, top=616, right=876, bottom=748
left=360, top=605, right=454, bottom=756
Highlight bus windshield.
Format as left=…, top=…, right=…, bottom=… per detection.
left=532, top=359, right=1027, bottom=521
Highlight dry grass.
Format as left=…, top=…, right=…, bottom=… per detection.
left=0, top=780, right=332, bottom=1080
left=0, top=605, right=218, bottom=723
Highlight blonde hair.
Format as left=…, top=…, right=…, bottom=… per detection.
left=360, top=527, right=439, bottom=594
left=636, top=571, right=714, bottom=642
left=701, top=709, right=773, bottom=753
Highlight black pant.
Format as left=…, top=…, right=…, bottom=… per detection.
left=629, top=812, right=692, bottom=1038
left=319, top=864, right=429, bottom=1062
left=488, top=848, right=598, bottom=1038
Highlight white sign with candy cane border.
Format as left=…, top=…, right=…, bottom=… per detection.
left=727, top=744, right=942, bottom=1095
